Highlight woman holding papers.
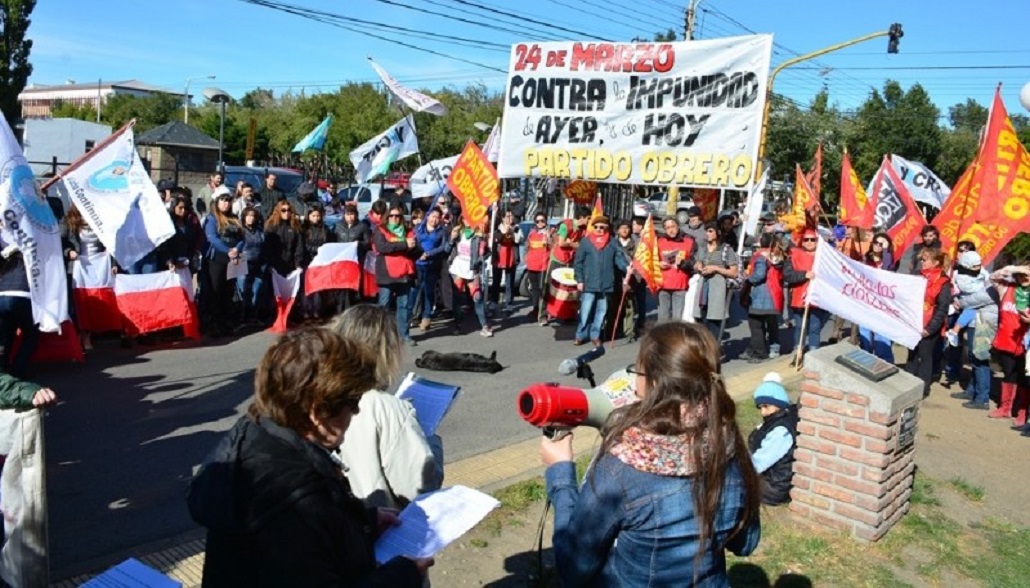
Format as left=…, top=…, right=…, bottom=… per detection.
left=187, top=327, right=430, bottom=586
left=540, top=322, right=761, bottom=586
left=331, top=304, right=443, bottom=508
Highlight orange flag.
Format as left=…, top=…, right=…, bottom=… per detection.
left=930, top=87, right=1030, bottom=266
left=787, top=163, right=819, bottom=235
left=447, top=140, right=499, bottom=229
left=693, top=188, right=720, bottom=222
left=805, top=142, right=823, bottom=198
left=839, top=150, right=873, bottom=229
left=587, top=194, right=604, bottom=230
left=632, top=214, right=663, bottom=294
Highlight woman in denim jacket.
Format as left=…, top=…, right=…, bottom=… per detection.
left=541, top=321, right=762, bottom=587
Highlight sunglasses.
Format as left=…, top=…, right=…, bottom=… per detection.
left=279, top=209, right=291, bottom=213
left=626, top=364, right=646, bottom=376
left=874, top=241, right=888, bottom=247
left=388, top=213, right=402, bottom=218
left=802, top=237, right=817, bottom=242
left=594, top=224, right=608, bottom=230
left=535, top=219, right=546, bottom=224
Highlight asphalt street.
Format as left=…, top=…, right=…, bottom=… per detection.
left=36, top=298, right=828, bottom=578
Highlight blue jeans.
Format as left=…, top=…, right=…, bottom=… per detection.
left=575, top=291, right=608, bottom=342
left=409, top=264, right=439, bottom=320
left=791, top=307, right=829, bottom=352
left=453, top=280, right=488, bottom=329
left=858, top=326, right=895, bottom=363
left=378, top=282, right=411, bottom=340
left=0, top=296, right=38, bottom=377
left=236, top=269, right=265, bottom=320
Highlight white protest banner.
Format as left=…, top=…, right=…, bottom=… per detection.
left=497, top=36, right=773, bottom=189
left=808, top=240, right=926, bottom=349
left=410, top=154, right=459, bottom=199
left=0, top=114, right=68, bottom=333
left=0, top=408, right=48, bottom=587
left=740, top=167, right=768, bottom=252
left=349, top=115, right=420, bottom=184
left=59, top=128, right=175, bottom=269
left=890, top=154, right=950, bottom=209
left=368, top=57, right=448, bottom=116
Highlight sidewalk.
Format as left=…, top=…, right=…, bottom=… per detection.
left=50, top=355, right=796, bottom=587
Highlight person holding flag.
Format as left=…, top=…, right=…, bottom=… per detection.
left=782, top=228, right=825, bottom=366
left=906, top=248, right=952, bottom=398
left=572, top=215, right=627, bottom=347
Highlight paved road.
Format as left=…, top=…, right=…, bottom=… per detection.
left=37, top=297, right=826, bottom=578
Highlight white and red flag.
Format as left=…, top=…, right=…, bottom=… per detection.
left=71, top=253, right=121, bottom=333
left=304, top=243, right=360, bottom=295
left=269, top=269, right=302, bottom=334
left=114, top=269, right=199, bottom=339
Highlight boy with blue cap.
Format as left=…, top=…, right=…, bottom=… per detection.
left=747, top=372, right=799, bottom=505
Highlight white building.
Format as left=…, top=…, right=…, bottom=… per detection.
left=17, top=80, right=185, bottom=119
left=22, top=118, right=111, bottom=176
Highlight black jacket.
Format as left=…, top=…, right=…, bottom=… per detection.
left=187, top=416, right=421, bottom=587
left=264, top=223, right=304, bottom=275
left=258, top=187, right=286, bottom=216
left=302, top=222, right=332, bottom=267
left=747, top=404, right=799, bottom=506
left=334, top=220, right=371, bottom=255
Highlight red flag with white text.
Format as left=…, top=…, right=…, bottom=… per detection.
left=870, top=156, right=924, bottom=258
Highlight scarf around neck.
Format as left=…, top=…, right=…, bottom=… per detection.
left=608, top=404, right=731, bottom=477
left=589, top=232, right=610, bottom=250
left=386, top=222, right=406, bottom=239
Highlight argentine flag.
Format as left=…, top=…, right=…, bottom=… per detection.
left=292, top=115, right=334, bottom=153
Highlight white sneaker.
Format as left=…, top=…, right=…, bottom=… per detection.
left=946, top=330, right=959, bottom=348
left=480, top=326, right=494, bottom=337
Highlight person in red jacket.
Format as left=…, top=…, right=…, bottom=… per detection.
left=525, top=213, right=552, bottom=324
left=371, top=205, right=418, bottom=346
left=655, top=216, right=697, bottom=323
left=988, top=265, right=1030, bottom=428
left=906, top=247, right=952, bottom=398
left=541, top=207, right=590, bottom=325
left=491, top=210, right=523, bottom=311
left=781, top=229, right=828, bottom=365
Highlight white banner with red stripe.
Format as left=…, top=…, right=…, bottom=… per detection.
left=270, top=269, right=302, bottom=334
left=305, top=243, right=360, bottom=295
left=71, top=253, right=121, bottom=333
left=114, top=269, right=199, bottom=338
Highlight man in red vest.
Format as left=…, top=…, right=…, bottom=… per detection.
left=655, top=216, right=697, bottom=323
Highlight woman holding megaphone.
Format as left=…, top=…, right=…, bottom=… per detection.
left=540, top=322, right=762, bottom=586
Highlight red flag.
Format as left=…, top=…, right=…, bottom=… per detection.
left=839, top=150, right=873, bottom=229
left=115, top=269, right=200, bottom=339
left=563, top=180, right=596, bottom=205
left=269, top=269, right=302, bottom=334
left=448, top=140, right=499, bottom=229
left=806, top=142, right=823, bottom=198
left=631, top=214, right=663, bottom=294
left=932, top=161, right=980, bottom=257
left=304, top=243, right=361, bottom=295
left=362, top=252, right=379, bottom=298
left=11, top=321, right=84, bottom=365
left=870, top=156, right=924, bottom=258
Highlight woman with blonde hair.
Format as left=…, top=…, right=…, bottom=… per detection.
left=203, top=192, right=244, bottom=337
left=330, top=304, right=443, bottom=508
left=541, top=321, right=761, bottom=586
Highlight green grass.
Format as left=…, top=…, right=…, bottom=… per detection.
left=948, top=477, right=986, bottom=502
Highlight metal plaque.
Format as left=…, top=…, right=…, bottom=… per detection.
left=834, top=349, right=900, bottom=382
left=897, top=405, right=918, bottom=451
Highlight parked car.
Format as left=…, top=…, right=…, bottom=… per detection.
left=335, top=184, right=400, bottom=221
left=223, top=165, right=305, bottom=199
left=646, top=191, right=696, bottom=225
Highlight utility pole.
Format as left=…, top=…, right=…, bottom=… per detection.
left=685, top=0, right=701, bottom=41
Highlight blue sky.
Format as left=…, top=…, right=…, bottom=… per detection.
left=29, top=0, right=1030, bottom=119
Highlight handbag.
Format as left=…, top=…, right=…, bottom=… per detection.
left=721, top=244, right=745, bottom=290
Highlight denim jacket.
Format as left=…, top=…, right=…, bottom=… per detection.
left=545, top=454, right=760, bottom=587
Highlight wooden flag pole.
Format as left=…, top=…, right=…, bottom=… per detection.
left=794, top=302, right=812, bottom=371
left=40, top=118, right=136, bottom=191
left=609, top=286, right=630, bottom=349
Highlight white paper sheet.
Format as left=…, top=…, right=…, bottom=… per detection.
left=226, top=259, right=248, bottom=280
left=374, top=485, right=500, bottom=562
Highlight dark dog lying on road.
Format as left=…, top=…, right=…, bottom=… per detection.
left=415, top=350, right=504, bottom=374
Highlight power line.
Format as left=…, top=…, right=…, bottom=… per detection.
left=790, top=64, right=1030, bottom=71
left=361, top=0, right=565, bottom=42
left=571, top=0, right=678, bottom=35
left=437, top=0, right=609, bottom=39
left=416, top=0, right=571, bottom=41
left=538, top=0, right=650, bottom=39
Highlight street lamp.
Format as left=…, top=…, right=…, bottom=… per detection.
left=203, top=87, right=231, bottom=172
left=184, top=75, right=215, bottom=123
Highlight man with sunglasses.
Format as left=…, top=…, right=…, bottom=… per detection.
left=526, top=214, right=552, bottom=325
left=572, top=216, right=628, bottom=347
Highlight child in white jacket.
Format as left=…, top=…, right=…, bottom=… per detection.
left=947, top=251, right=990, bottom=347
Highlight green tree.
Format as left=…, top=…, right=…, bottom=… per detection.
left=100, top=93, right=182, bottom=132
left=849, top=80, right=941, bottom=181
left=0, top=0, right=35, bottom=123
left=50, top=99, right=97, bottom=122
left=935, top=98, right=987, bottom=185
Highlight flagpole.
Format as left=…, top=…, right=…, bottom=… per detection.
left=794, top=302, right=811, bottom=371
left=40, top=119, right=136, bottom=191
left=609, top=287, right=629, bottom=349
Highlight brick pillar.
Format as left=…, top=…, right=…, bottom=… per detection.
left=789, top=342, right=923, bottom=542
